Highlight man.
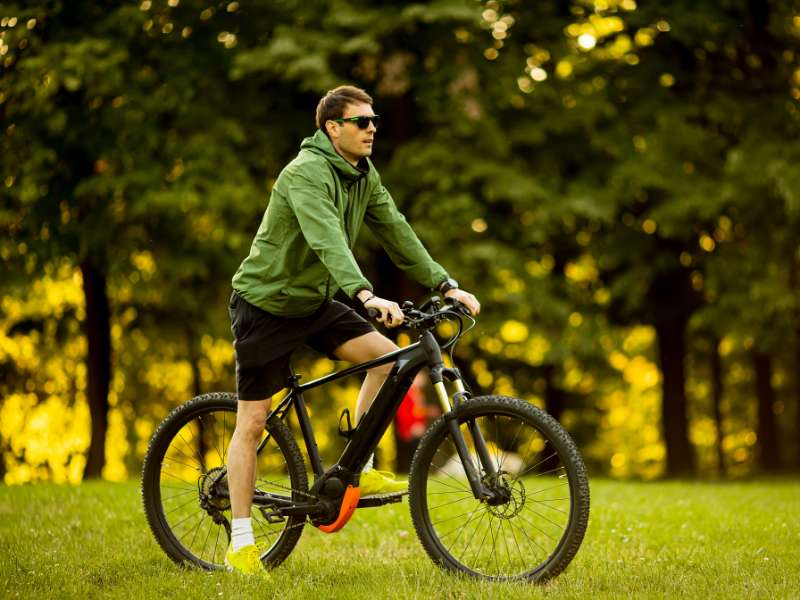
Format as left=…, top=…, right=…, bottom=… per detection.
left=225, top=85, right=480, bottom=574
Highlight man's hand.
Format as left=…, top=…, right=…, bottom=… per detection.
left=445, top=289, right=480, bottom=316
left=361, top=294, right=405, bottom=327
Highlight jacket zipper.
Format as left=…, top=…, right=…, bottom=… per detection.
left=320, top=173, right=365, bottom=310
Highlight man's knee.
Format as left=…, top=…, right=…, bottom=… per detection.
left=235, top=400, right=270, bottom=441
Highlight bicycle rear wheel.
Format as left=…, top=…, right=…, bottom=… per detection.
left=141, top=392, right=308, bottom=570
left=408, top=396, right=589, bottom=582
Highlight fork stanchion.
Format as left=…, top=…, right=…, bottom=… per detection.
left=433, top=381, right=452, bottom=413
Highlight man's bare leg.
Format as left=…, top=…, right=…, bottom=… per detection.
left=334, top=331, right=407, bottom=493
left=333, top=331, right=400, bottom=422
left=227, top=399, right=271, bottom=522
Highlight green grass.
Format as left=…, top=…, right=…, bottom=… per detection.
left=0, top=479, right=798, bottom=599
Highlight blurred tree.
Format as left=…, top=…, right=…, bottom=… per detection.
left=1, top=0, right=259, bottom=476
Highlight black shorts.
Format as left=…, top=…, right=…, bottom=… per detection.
left=228, top=291, right=375, bottom=400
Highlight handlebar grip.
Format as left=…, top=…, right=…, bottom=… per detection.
left=366, top=307, right=380, bottom=319
left=445, top=296, right=471, bottom=315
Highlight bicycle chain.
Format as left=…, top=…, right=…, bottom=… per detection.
left=251, top=478, right=318, bottom=538
left=255, top=476, right=319, bottom=501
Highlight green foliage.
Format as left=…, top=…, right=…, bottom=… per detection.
left=1, top=0, right=799, bottom=480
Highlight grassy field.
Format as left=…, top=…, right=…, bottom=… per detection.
left=0, top=478, right=798, bottom=599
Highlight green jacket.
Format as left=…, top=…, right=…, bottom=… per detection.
left=232, top=129, right=449, bottom=317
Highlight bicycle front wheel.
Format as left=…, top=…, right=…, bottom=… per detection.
left=141, top=392, right=308, bottom=570
left=408, top=396, right=589, bottom=582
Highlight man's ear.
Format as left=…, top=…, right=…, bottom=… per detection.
left=325, top=120, right=338, bottom=139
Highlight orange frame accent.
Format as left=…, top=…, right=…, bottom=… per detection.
left=317, top=485, right=361, bottom=533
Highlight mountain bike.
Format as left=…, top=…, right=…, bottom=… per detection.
left=141, top=297, right=590, bottom=582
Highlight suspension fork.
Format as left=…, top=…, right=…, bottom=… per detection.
left=456, top=382, right=499, bottom=480
left=424, top=341, right=496, bottom=500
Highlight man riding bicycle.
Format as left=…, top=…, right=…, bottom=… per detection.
left=226, top=85, right=480, bottom=574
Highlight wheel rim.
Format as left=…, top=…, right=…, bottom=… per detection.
left=421, top=410, right=575, bottom=579
left=153, top=405, right=300, bottom=568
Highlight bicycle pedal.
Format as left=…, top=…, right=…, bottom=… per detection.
left=258, top=507, right=287, bottom=524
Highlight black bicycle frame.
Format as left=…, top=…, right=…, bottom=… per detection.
left=265, top=335, right=432, bottom=479
left=255, top=327, right=498, bottom=510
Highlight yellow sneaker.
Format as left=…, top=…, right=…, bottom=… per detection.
left=360, top=469, right=407, bottom=496
left=224, top=543, right=270, bottom=576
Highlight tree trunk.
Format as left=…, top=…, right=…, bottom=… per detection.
left=752, top=351, right=782, bottom=472
left=186, top=327, right=203, bottom=398
left=543, top=364, right=565, bottom=424
left=654, top=314, right=695, bottom=476
left=0, top=440, right=6, bottom=481
left=790, top=254, right=800, bottom=470
left=81, top=259, right=111, bottom=479
left=185, top=326, right=209, bottom=466
left=796, top=322, right=800, bottom=470
left=710, top=338, right=726, bottom=476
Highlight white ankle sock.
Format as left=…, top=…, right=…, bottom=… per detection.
left=231, top=517, right=255, bottom=551
left=362, top=453, right=374, bottom=473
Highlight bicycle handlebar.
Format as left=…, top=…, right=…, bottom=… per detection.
left=365, top=296, right=473, bottom=332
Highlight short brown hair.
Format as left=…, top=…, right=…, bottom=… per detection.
left=315, top=85, right=373, bottom=132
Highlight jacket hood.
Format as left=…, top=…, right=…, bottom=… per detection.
left=300, top=129, right=369, bottom=182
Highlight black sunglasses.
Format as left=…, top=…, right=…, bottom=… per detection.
left=334, top=115, right=381, bottom=129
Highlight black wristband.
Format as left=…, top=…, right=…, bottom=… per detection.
left=360, top=292, right=375, bottom=305
left=438, top=278, right=459, bottom=295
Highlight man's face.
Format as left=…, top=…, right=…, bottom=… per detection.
left=326, top=101, right=377, bottom=164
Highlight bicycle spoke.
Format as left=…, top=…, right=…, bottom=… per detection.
left=212, top=518, right=223, bottom=563
left=431, top=443, right=474, bottom=491
left=221, top=412, right=226, bottom=464
left=165, top=495, right=201, bottom=516
left=253, top=515, right=270, bottom=542
left=165, top=444, right=203, bottom=473
left=174, top=509, right=206, bottom=536
left=468, top=512, right=493, bottom=571
left=531, top=498, right=568, bottom=514
left=506, top=514, right=525, bottom=571
left=200, top=515, right=215, bottom=562
left=514, top=511, right=551, bottom=556
left=516, top=450, right=558, bottom=479
left=523, top=503, right=566, bottom=530
left=177, top=427, right=206, bottom=472
left=530, top=464, right=567, bottom=479
left=427, top=474, right=470, bottom=494
left=162, top=456, right=202, bottom=473
left=487, top=513, right=499, bottom=576
left=188, top=511, right=207, bottom=550
left=429, top=495, right=473, bottom=511
left=528, top=480, right=568, bottom=496
left=457, top=507, right=487, bottom=555
left=159, top=483, right=197, bottom=494
left=431, top=506, right=486, bottom=527
left=439, top=502, right=486, bottom=542
left=515, top=510, right=558, bottom=542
